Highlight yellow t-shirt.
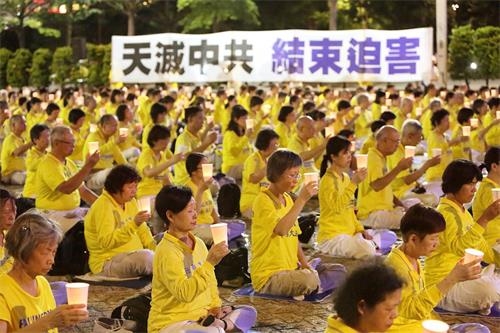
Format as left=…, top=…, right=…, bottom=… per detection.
left=318, top=170, right=363, bottom=243
left=240, top=151, right=269, bottom=213
left=387, top=144, right=412, bottom=198
left=119, top=122, right=140, bottom=151
left=22, top=147, right=45, bottom=198
left=426, top=131, right=453, bottom=182
left=472, top=178, right=500, bottom=246
left=148, top=233, right=220, bottom=333
left=250, top=189, right=301, bottom=291
left=35, top=153, right=81, bottom=211
left=357, top=148, right=394, bottom=219
left=310, top=133, right=325, bottom=170
left=213, top=97, right=226, bottom=126
left=137, top=99, right=153, bottom=126
left=173, top=129, right=201, bottom=185
left=386, top=247, right=442, bottom=333
left=354, top=110, right=373, bottom=139
left=0, top=274, right=57, bottom=333
left=274, top=122, right=292, bottom=148
left=83, top=129, right=126, bottom=170
left=136, top=147, right=172, bottom=198
left=484, top=123, right=500, bottom=147
left=68, top=127, right=86, bottom=163
left=186, top=179, right=215, bottom=225
left=288, top=134, right=318, bottom=191
left=359, top=135, right=375, bottom=154
left=26, top=111, right=47, bottom=136
left=425, top=198, right=497, bottom=286
left=421, top=109, right=433, bottom=140
left=450, top=126, right=469, bottom=160
left=0, top=232, right=13, bottom=275
left=221, top=130, right=252, bottom=174
left=324, top=315, right=358, bottom=333
left=371, top=102, right=382, bottom=120
left=84, top=191, right=156, bottom=273
left=0, top=133, right=26, bottom=176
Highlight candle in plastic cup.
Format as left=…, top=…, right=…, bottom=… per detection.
left=210, top=223, right=228, bottom=245
left=325, top=126, right=334, bottom=137
left=88, top=141, right=99, bottom=155
left=462, top=125, right=471, bottom=137
left=399, top=90, right=404, bottom=97
left=440, top=91, right=447, bottom=99
left=354, top=106, right=361, bottom=114
left=470, top=118, right=479, bottom=128
left=55, top=118, right=63, bottom=125
left=201, top=163, right=213, bottom=181
left=262, top=104, right=271, bottom=115
left=119, top=128, right=129, bottom=137
left=464, top=248, right=484, bottom=265
left=422, top=320, right=449, bottom=333
left=206, top=115, right=214, bottom=124
left=356, top=154, right=368, bottom=169
left=492, top=188, right=500, bottom=201
left=89, top=124, right=97, bottom=133
left=485, top=91, right=491, bottom=99
left=304, top=172, right=319, bottom=186
left=385, top=91, right=390, bottom=99
left=404, top=146, right=416, bottom=158
left=415, top=107, right=423, bottom=117
left=492, top=88, right=498, bottom=97
left=432, top=148, right=442, bottom=157
left=496, top=111, right=500, bottom=120
left=245, top=119, right=254, bottom=130
left=385, top=99, right=392, bottom=107
left=350, top=141, right=356, bottom=152
left=137, top=196, right=152, bottom=214
left=333, top=89, right=339, bottom=97
left=66, top=283, right=89, bottom=309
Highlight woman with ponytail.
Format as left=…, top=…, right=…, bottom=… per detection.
left=318, top=136, right=378, bottom=259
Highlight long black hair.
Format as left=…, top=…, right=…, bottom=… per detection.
left=320, top=136, right=352, bottom=177
left=226, top=104, right=248, bottom=136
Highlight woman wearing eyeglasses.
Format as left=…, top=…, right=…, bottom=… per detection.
left=250, top=150, right=322, bottom=297
left=0, top=213, right=88, bottom=332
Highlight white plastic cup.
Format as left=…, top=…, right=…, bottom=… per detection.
left=245, top=118, right=254, bottom=130
left=496, top=111, right=500, bottom=120
left=356, top=154, right=368, bottom=169
left=404, top=146, right=416, bottom=158
left=432, top=148, right=442, bottom=157
left=206, top=115, right=214, bottom=124
left=55, top=118, right=64, bottom=125
left=137, top=196, right=152, bottom=214
left=464, top=248, right=484, bottom=265
left=304, top=172, right=319, bottom=186
left=492, top=88, right=498, bottom=97
left=88, top=141, right=99, bottom=155
left=350, top=141, right=356, bottom=152
left=415, top=107, right=423, bottom=117
left=492, top=188, right=500, bottom=201
left=440, top=91, right=447, bottom=99
left=210, top=223, right=228, bottom=245
left=470, top=118, right=479, bottom=128
left=66, top=283, right=89, bottom=310
left=325, top=126, right=334, bottom=137
left=422, top=319, right=449, bottom=333
left=385, top=99, right=392, bottom=107
left=201, top=163, right=213, bottom=181
left=354, top=106, right=361, bottom=114
left=119, top=128, right=129, bottom=137
left=462, top=126, right=471, bottom=137
left=89, top=124, right=97, bottom=133
left=262, top=104, right=271, bottom=115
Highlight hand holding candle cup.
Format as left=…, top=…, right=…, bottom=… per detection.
left=422, top=320, right=449, bottom=333
left=201, top=163, right=213, bottom=181
left=470, top=118, right=479, bottom=128
left=304, top=172, right=319, bottom=186
left=245, top=118, right=254, bottom=130
left=89, top=124, right=97, bottom=133
left=210, top=223, right=228, bottom=245
left=119, top=128, right=129, bottom=137
left=88, top=141, right=99, bottom=155
left=462, top=125, right=471, bottom=137
left=464, top=248, right=484, bottom=268
left=325, top=125, right=335, bottom=137
left=404, top=145, right=416, bottom=158
left=415, top=107, right=423, bottom=117
left=356, top=154, right=368, bottom=169
left=385, top=99, right=392, bottom=107
left=206, top=115, right=214, bottom=124
left=66, top=283, right=89, bottom=310
left=137, top=196, right=153, bottom=215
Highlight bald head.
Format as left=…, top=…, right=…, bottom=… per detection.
left=376, top=125, right=401, bottom=156
left=297, top=116, right=314, bottom=131
left=376, top=125, right=398, bottom=141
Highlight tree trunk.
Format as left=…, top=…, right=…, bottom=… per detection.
left=127, top=11, right=135, bottom=35
left=17, top=14, right=25, bottom=48
left=329, top=0, right=337, bottom=30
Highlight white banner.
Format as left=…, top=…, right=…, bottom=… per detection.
left=111, top=28, right=433, bottom=84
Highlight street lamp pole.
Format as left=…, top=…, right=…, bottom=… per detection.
left=436, top=0, right=448, bottom=87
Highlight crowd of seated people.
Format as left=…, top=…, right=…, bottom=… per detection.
left=0, top=82, right=498, bottom=332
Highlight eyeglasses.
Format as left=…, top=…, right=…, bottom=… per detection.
left=56, top=139, right=75, bottom=146
left=287, top=173, right=301, bottom=180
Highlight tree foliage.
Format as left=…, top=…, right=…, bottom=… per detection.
left=6, top=48, right=31, bottom=87
left=0, top=48, right=13, bottom=88
left=177, top=0, right=260, bottom=33
left=448, top=25, right=475, bottom=81
left=30, top=47, right=52, bottom=87
left=474, top=26, right=500, bottom=84
left=51, top=46, right=73, bottom=85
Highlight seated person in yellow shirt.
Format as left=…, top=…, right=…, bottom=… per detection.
left=35, top=126, right=98, bottom=229
left=251, top=150, right=333, bottom=297
left=185, top=153, right=221, bottom=244
left=141, top=102, right=168, bottom=149
left=318, top=136, right=381, bottom=259
left=0, top=189, right=16, bottom=275
left=325, top=260, right=403, bottom=333
left=371, top=90, right=386, bottom=120
left=394, top=97, right=413, bottom=130
left=380, top=110, right=396, bottom=126
left=274, top=105, right=296, bottom=148
left=386, top=204, right=482, bottom=332
left=26, top=97, right=46, bottom=135
left=138, top=88, right=161, bottom=126
left=173, top=106, right=217, bottom=185
left=67, top=108, right=87, bottom=165
left=353, top=94, right=373, bottom=140
left=240, top=129, right=279, bottom=218
left=360, top=119, right=385, bottom=154
left=483, top=97, right=498, bottom=127
left=473, top=147, right=500, bottom=247
left=22, top=124, right=49, bottom=199
left=43, top=103, right=61, bottom=129
left=425, top=160, right=500, bottom=314
left=116, top=104, right=141, bottom=162
left=222, top=105, right=253, bottom=180
left=149, top=185, right=257, bottom=333
left=357, top=126, right=413, bottom=229
left=0, top=213, right=88, bottom=332
left=84, top=165, right=156, bottom=277
left=387, top=120, right=441, bottom=208
left=450, top=107, right=473, bottom=160
left=0, top=115, right=31, bottom=185
left=106, top=89, right=124, bottom=115
left=83, top=114, right=128, bottom=191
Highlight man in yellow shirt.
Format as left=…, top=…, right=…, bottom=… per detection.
left=357, top=126, right=412, bottom=229
left=83, top=114, right=127, bottom=191
left=0, top=115, right=31, bottom=184
left=353, top=94, right=373, bottom=139
left=35, top=126, right=98, bottom=232
left=22, top=124, right=50, bottom=199
left=394, top=98, right=413, bottom=130
left=173, top=106, right=217, bottom=185
left=386, top=204, right=480, bottom=332
left=137, top=88, right=161, bottom=126
left=387, top=120, right=441, bottom=207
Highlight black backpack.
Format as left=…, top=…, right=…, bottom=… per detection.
left=111, top=292, right=151, bottom=333
left=298, top=213, right=318, bottom=244
left=214, top=245, right=251, bottom=287
left=217, top=183, right=242, bottom=218
left=48, top=221, right=90, bottom=276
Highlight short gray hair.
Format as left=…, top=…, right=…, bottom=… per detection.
left=5, top=212, right=63, bottom=264
left=50, top=126, right=72, bottom=145
left=402, top=119, right=422, bottom=137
